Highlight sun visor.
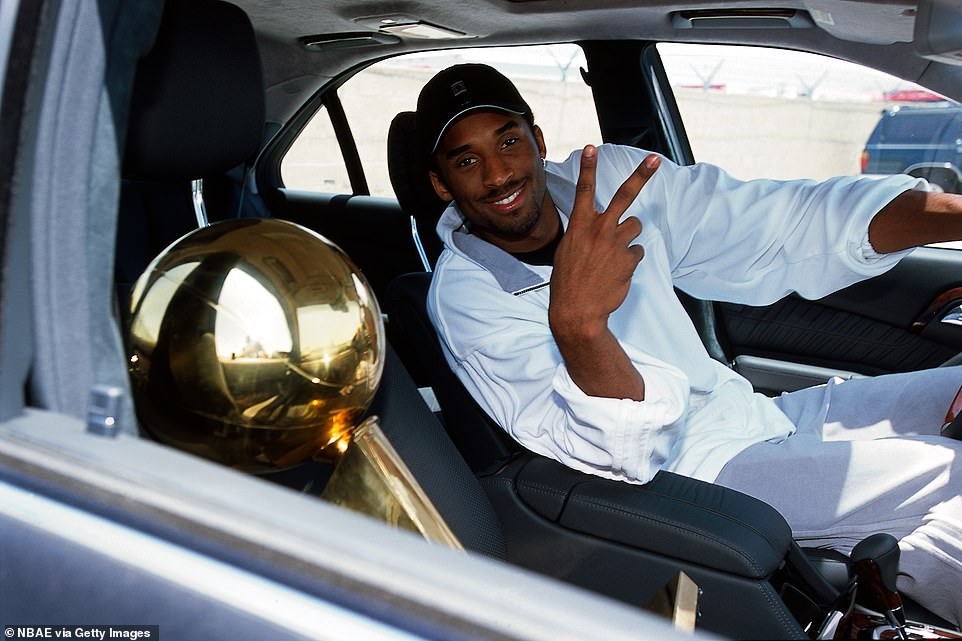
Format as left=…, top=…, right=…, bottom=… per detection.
left=915, top=0, right=962, bottom=65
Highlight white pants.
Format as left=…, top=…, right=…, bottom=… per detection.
left=715, top=366, right=962, bottom=626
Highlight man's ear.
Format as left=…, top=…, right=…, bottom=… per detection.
left=533, top=124, right=547, bottom=160
left=429, top=170, right=454, bottom=202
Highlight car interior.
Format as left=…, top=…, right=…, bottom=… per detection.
left=8, top=0, right=962, bottom=638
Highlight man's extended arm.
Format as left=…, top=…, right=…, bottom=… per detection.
left=548, top=146, right=660, bottom=401
left=869, top=189, right=962, bottom=253
left=547, top=150, right=956, bottom=402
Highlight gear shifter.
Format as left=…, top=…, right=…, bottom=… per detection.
left=851, top=533, right=909, bottom=640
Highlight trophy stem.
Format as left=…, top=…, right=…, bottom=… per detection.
left=321, top=415, right=463, bottom=550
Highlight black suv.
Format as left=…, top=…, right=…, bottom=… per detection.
left=862, top=103, right=962, bottom=193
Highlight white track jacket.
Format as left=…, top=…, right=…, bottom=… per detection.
left=428, top=144, right=921, bottom=484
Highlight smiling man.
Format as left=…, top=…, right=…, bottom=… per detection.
left=417, top=63, right=962, bottom=625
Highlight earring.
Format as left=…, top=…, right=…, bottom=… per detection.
left=541, top=157, right=546, bottom=168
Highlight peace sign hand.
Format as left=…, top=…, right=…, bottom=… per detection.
left=549, top=146, right=660, bottom=343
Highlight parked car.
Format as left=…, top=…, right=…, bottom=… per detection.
left=5, top=0, right=962, bottom=640
left=862, top=103, right=962, bottom=193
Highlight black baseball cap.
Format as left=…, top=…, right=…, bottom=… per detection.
left=416, top=63, right=532, bottom=157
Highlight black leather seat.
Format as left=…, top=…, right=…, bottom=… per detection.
left=117, top=0, right=266, bottom=317
left=386, top=111, right=447, bottom=269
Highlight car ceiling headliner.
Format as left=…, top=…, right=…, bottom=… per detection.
left=227, top=1, right=951, bottom=128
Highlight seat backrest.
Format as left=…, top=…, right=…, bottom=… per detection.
left=116, top=0, right=266, bottom=311
left=385, top=111, right=522, bottom=472
left=124, top=0, right=264, bottom=180
left=387, top=111, right=448, bottom=268
left=385, top=272, right=520, bottom=474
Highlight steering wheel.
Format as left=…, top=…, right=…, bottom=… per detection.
left=943, top=384, right=962, bottom=440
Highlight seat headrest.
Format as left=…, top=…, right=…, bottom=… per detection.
left=387, top=111, right=447, bottom=266
left=124, top=0, right=264, bottom=180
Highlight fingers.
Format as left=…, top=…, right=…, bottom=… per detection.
left=616, top=213, right=643, bottom=242
left=571, top=149, right=659, bottom=230
left=569, top=148, right=656, bottom=261
left=606, top=154, right=660, bottom=219
left=570, top=145, right=599, bottom=226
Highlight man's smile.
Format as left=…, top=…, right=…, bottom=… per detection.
left=494, top=189, right=521, bottom=205
left=486, top=182, right=526, bottom=212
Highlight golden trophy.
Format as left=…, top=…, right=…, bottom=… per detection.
left=126, top=218, right=460, bottom=548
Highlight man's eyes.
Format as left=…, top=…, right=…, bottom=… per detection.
left=453, top=137, right=521, bottom=168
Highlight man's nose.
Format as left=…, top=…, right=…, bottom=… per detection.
left=483, top=156, right=512, bottom=188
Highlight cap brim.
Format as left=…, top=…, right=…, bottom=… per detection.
left=430, top=104, right=528, bottom=154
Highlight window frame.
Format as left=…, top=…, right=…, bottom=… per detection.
left=265, top=45, right=609, bottom=202
left=257, top=68, right=379, bottom=207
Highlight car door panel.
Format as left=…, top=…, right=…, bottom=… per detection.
left=717, top=248, right=962, bottom=392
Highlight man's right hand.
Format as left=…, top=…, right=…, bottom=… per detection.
left=547, top=145, right=660, bottom=401
left=550, top=146, right=659, bottom=340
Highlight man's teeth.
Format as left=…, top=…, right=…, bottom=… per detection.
left=494, top=189, right=521, bottom=206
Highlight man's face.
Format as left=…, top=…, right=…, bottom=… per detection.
left=429, top=111, right=553, bottom=252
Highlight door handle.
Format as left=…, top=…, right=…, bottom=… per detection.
left=941, top=305, right=962, bottom=326
left=911, top=288, right=962, bottom=333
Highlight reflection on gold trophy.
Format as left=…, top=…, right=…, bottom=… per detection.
left=126, top=218, right=460, bottom=548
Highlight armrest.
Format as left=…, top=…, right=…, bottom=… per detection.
left=509, top=454, right=793, bottom=579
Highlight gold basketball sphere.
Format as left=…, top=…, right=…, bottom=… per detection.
left=126, top=218, right=384, bottom=473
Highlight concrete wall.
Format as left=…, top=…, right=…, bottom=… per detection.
left=675, top=88, right=885, bottom=181
left=281, top=67, right=889, bottom=196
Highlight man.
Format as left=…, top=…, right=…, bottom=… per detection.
left=417, top=63, right=962, bottom=624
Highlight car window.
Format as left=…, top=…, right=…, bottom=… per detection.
left=658, top=43, right=962, bottom=249
left=280, top=105, right=350, bottom=193
left=281, top=45, right=602, bottom=197
left=658, top=43, right=961, bottom=182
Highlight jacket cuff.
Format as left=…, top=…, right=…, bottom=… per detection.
left=851, top=176, right=927, bottom=265
left=552, top=363, right=687, bottom=482
left=552, top=362, right=686, bottom=422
